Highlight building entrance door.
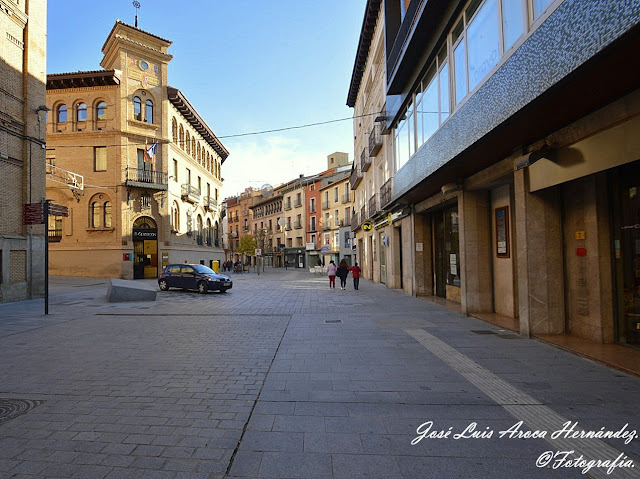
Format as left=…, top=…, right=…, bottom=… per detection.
left=433, top=203, right=460, bottom=299
left=380, top=232, right=387, bottom=284
left=612, top=161, right=640, bottom=345
left=132, top=216, right=158, bottom=279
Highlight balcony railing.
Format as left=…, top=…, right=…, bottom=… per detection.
left=124, top=167, right=168, bottom=190
left=181, top=184, right=201, bottom=204
left=294, top=199, right=302, bottom=207
left=361, top=204, right=368, bottom=221
left=322, top=200, right=330, bottom=210
left=309, top=205, right=316, bottom=213
left=48, top=228, right=62, bottom=242
left=203, top=196, right=218, bottom=211
left=342, top=193, right=350, bottom=204
left=284, top=202, right=292, bottom=210
left=360, top=148, right=371, bottom=172
left=350, top=164, right=363, bottom=189
left=351, top=212, right=360, bottom=232
left=309, top=223, right=317, bottom=232
left=339, top=218, right=351, bottom=227
left=323, top=224, right=331, bottom=231
left=368, top=123, right=383, bottom=157
left=285, top=223, right=292, bottom=231
left=294, top=220, right=302, bottom=229
left=368, top=194, right=380, bottom=217
left=380, top=177, right=392, bottom=208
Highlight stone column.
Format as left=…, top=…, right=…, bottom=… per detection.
left=459, top=190, right=493, bottom=314
left=514, top=168, right=565, bottom=337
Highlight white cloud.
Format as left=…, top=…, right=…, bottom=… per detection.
left=221, top=135, right=342, bottom=199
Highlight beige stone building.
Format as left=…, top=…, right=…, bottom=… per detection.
left=45, top=21, right=228, bottom=279
left=319, top=171, right=354, bottom=266
left=0, top=0, right=47, bottom=302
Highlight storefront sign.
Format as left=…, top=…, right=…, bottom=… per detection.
left=362, top=221, right=373, bottom=231
left=132, top=228, right=157, bottom=240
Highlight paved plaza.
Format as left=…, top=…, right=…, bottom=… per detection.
left=0, top=269, right=639, bottom=479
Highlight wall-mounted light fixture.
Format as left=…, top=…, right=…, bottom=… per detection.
left=441, top=183, right=461, bottom=195
left=515, top=147, right=555, bottom=170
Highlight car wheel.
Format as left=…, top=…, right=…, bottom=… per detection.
left=159, top=279, right=169, bottom=291
left=197, top=281, right=208, bottom=294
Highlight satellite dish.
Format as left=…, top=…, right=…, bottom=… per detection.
left=261, top=184, right=274, bottom=197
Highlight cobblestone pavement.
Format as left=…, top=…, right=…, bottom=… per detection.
left=0, top=269, right=639, bottom=478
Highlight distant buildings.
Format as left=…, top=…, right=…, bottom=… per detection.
left=347, top=0, right=640, bottom=348
left=44, top=21, right=228, bottom=279
left=0, top=0, right=47, bottom=303
left=223, top=152, right=354, bottom=269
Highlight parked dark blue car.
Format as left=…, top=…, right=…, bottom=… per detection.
left=158, top=264, right=232, bottom=294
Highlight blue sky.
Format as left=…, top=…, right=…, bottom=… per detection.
left=47, top=0, right=366, bottom=198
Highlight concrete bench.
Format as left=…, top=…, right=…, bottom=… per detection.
left=106, top=278, right=157, bottom=302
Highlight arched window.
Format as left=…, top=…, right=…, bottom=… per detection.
left=197, top=215, right=203, bottom=245
left=133, top=96, right=142, bottom=121
left=191, top=138, right=196, bottom=158
left=57, top=104, right=67, bottom=123
left=172, top=118, right=178, bottom=143
left=96, top=101, right=107, bottom=120
left=179, top=124, right=185, bottom=149
left=202, top=147, right=206, bottom=165
left=76, top=102, right=87, bottom=122
left=206, top=152, right=210, bottom=171
left=91, top=201, right=100, bottom=228
left=172, top=201, right=180, bottom=231
left=197, top=142, right=201, bottom=163
left=104, top=202, right=112, bottom=227
left=186, top=132, right=191, bottom=155
left=206, top=218, right=212, bottom=246
left=214, top=221, right=219, bottom=246
left=145, top=99, right=153, bottom=123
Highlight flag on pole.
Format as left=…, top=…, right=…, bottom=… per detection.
left=146, top=142, right=158, bottom=165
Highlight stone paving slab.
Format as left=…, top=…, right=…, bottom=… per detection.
left=1, top=270, right=639, bottom=478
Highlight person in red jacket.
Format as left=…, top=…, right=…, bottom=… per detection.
left=349, top=262, right=361, bottom=290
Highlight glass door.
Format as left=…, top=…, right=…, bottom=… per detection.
left=612, top=162, right=640, bottom=345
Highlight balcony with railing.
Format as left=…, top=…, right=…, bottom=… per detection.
left=285, top=222, right=292, bottom=231
left=294, top=220, right=302, bottom=229
left=181, top=184, right=201, bottom=204
left=294, top=199, right=302, bottom=208
left=124, top=167, right=168, bottom=190
left=309, top=222, right=317, bottom=232
left=309, top=204, right=316, bottom=213
left=361, top=204, right=368, bottom=221
left=341, top=193, right=350, bottom=204
left=368, top=123, right=383, bottom=157
left=203, top=196, right=218, bottom=211
left=351, top=212, right=360, bottom=232
left=368, top=194, right=380, bottom=218
left=350, top=164, right=363, bottom=189
left=380, top=177, right=393, bottom=208
left=48, top=228, right=62, bottom=242
left=360, top=147, right=371, bottom=172
left=284, top=201, right=292, bottom=210
left=322, top=200, right=330, bottom=210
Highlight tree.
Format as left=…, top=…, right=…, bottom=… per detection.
left=236, top=234, right=256, bottom=256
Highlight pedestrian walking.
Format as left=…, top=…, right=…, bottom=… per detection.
left=337, top=259, right=349, bottom=290
left=285, top=260, right=289, bottom=270
left=326, top=260, right=337, bottom=289
left=350, top=262, right=361, bottom=290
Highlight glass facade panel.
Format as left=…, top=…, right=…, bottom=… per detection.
left=96, top=101, right=107, bottom=120
left=533, top=0, right=555, bottom=19
left=439, top=62, right=450, bottom=123
left=454, top=38, right=467, bottom=104
left=76, top=103, right=87, bottom=121
left=502, top=0, right=524, bottom=51
left=133, top=97, right=142, bottom=121
left=423, top=75, right=438, bottom=142
left=467, top=0, right=499, bottom=91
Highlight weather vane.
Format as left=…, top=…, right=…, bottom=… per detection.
left=133, top=1, right=141, bottom=27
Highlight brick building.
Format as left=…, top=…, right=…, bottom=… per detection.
left=0, top=0, right=47, bottom=302
left=45, top=21, right=228, bottom=279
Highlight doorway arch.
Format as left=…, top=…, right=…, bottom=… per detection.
left=132, top=216, right=158, bottom=279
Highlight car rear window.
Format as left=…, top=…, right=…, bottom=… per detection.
left=166, top=265, right=180, bottom=273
